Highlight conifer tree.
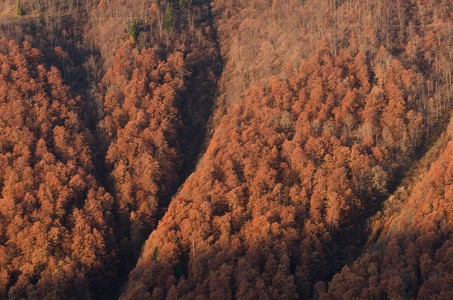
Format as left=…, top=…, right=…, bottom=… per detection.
left=164, top=3, right=174, bottom=31
left=16, top=0, right=24, bottom=16
left=179, top=0, right=189, bottom=8
left=128, top=18, right=139, bottom=41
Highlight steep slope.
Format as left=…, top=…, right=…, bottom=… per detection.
left=210, top=0, right=453, bottom=126
left=99, top=41, right=187, bottom=263
left=1, top=0, right=453, bottom=299
left=88, top=0, right=222, bottom=280
left=327, top=115, right=453, bottom=299
left=0, top=38, right=117, bottom=299
left=0, top=0, right=222, bottom=298
left=0, top=0, right=97, bottom=89
left=120, top=42, right=429, bottom=298
left=121, top=0, right=453, bottom=298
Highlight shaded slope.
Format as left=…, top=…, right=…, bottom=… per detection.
left=0, top=1, right=223, bottom=298
left=86, top=1, right=223, bottom=296
left=327, top=114, right=453, bottom=299
left=0, top=38, right=118, bottom=299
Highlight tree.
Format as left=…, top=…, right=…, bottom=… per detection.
left=128, top=19, right=140, bottom=41
left=179, top=0, right=190, bottom=8
left=0, top=38, right=118, bottom=299
left=165, top=3, right=174, bottom=31
left=16, top=0, right=24, bottom=16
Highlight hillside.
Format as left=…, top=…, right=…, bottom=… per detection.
left=0, top=0, right=452, bottom=299
left=119, top=42, right=427, bottom=299
left=121, top=0, right=453, bottom=298
left=0, top=38, right=117, bottom=299
left=327, top=114, right=453, bottom=299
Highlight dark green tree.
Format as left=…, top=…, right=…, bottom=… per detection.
left=179, top=0, right=189, bottom=8
left=151, top=246, right=158, bottom=261
left=16, top=0, right=24, bottom=16
left=128, top=18, right=140, bottom=41
left=164, top=3, right=174, bottom=31
left=173, top=262, right=183, bottom=280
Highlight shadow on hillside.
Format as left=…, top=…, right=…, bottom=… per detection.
left=325, top=111, right=453, bottom=287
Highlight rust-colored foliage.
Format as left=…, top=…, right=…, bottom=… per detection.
left=328, top=119, right=453, bottom=299
left=120, top=40, right=427, bottom=298
left=1, top=0, right=453, bottom=298
left=100, top=40, right=186, bottom=258
left=0, top=38, right=117, bottom=299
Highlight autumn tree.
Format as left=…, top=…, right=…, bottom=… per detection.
left=0, top=39, right=118, bottom=299
left=121, top=38, right=429, bottom=298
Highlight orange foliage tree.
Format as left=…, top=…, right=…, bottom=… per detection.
left=120, top=40, right=427, bottom=298
left=0, top=38, right=118, bottom=298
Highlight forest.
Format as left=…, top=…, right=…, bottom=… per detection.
left=0, top=0, right=453, bottom=299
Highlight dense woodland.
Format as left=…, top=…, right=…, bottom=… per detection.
left=0, top=38, right=117, bottom=299
left=0, top=0, right=453, bottom=299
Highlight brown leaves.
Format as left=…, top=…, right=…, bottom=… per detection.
left=0, top=40, right=118, bottom=298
